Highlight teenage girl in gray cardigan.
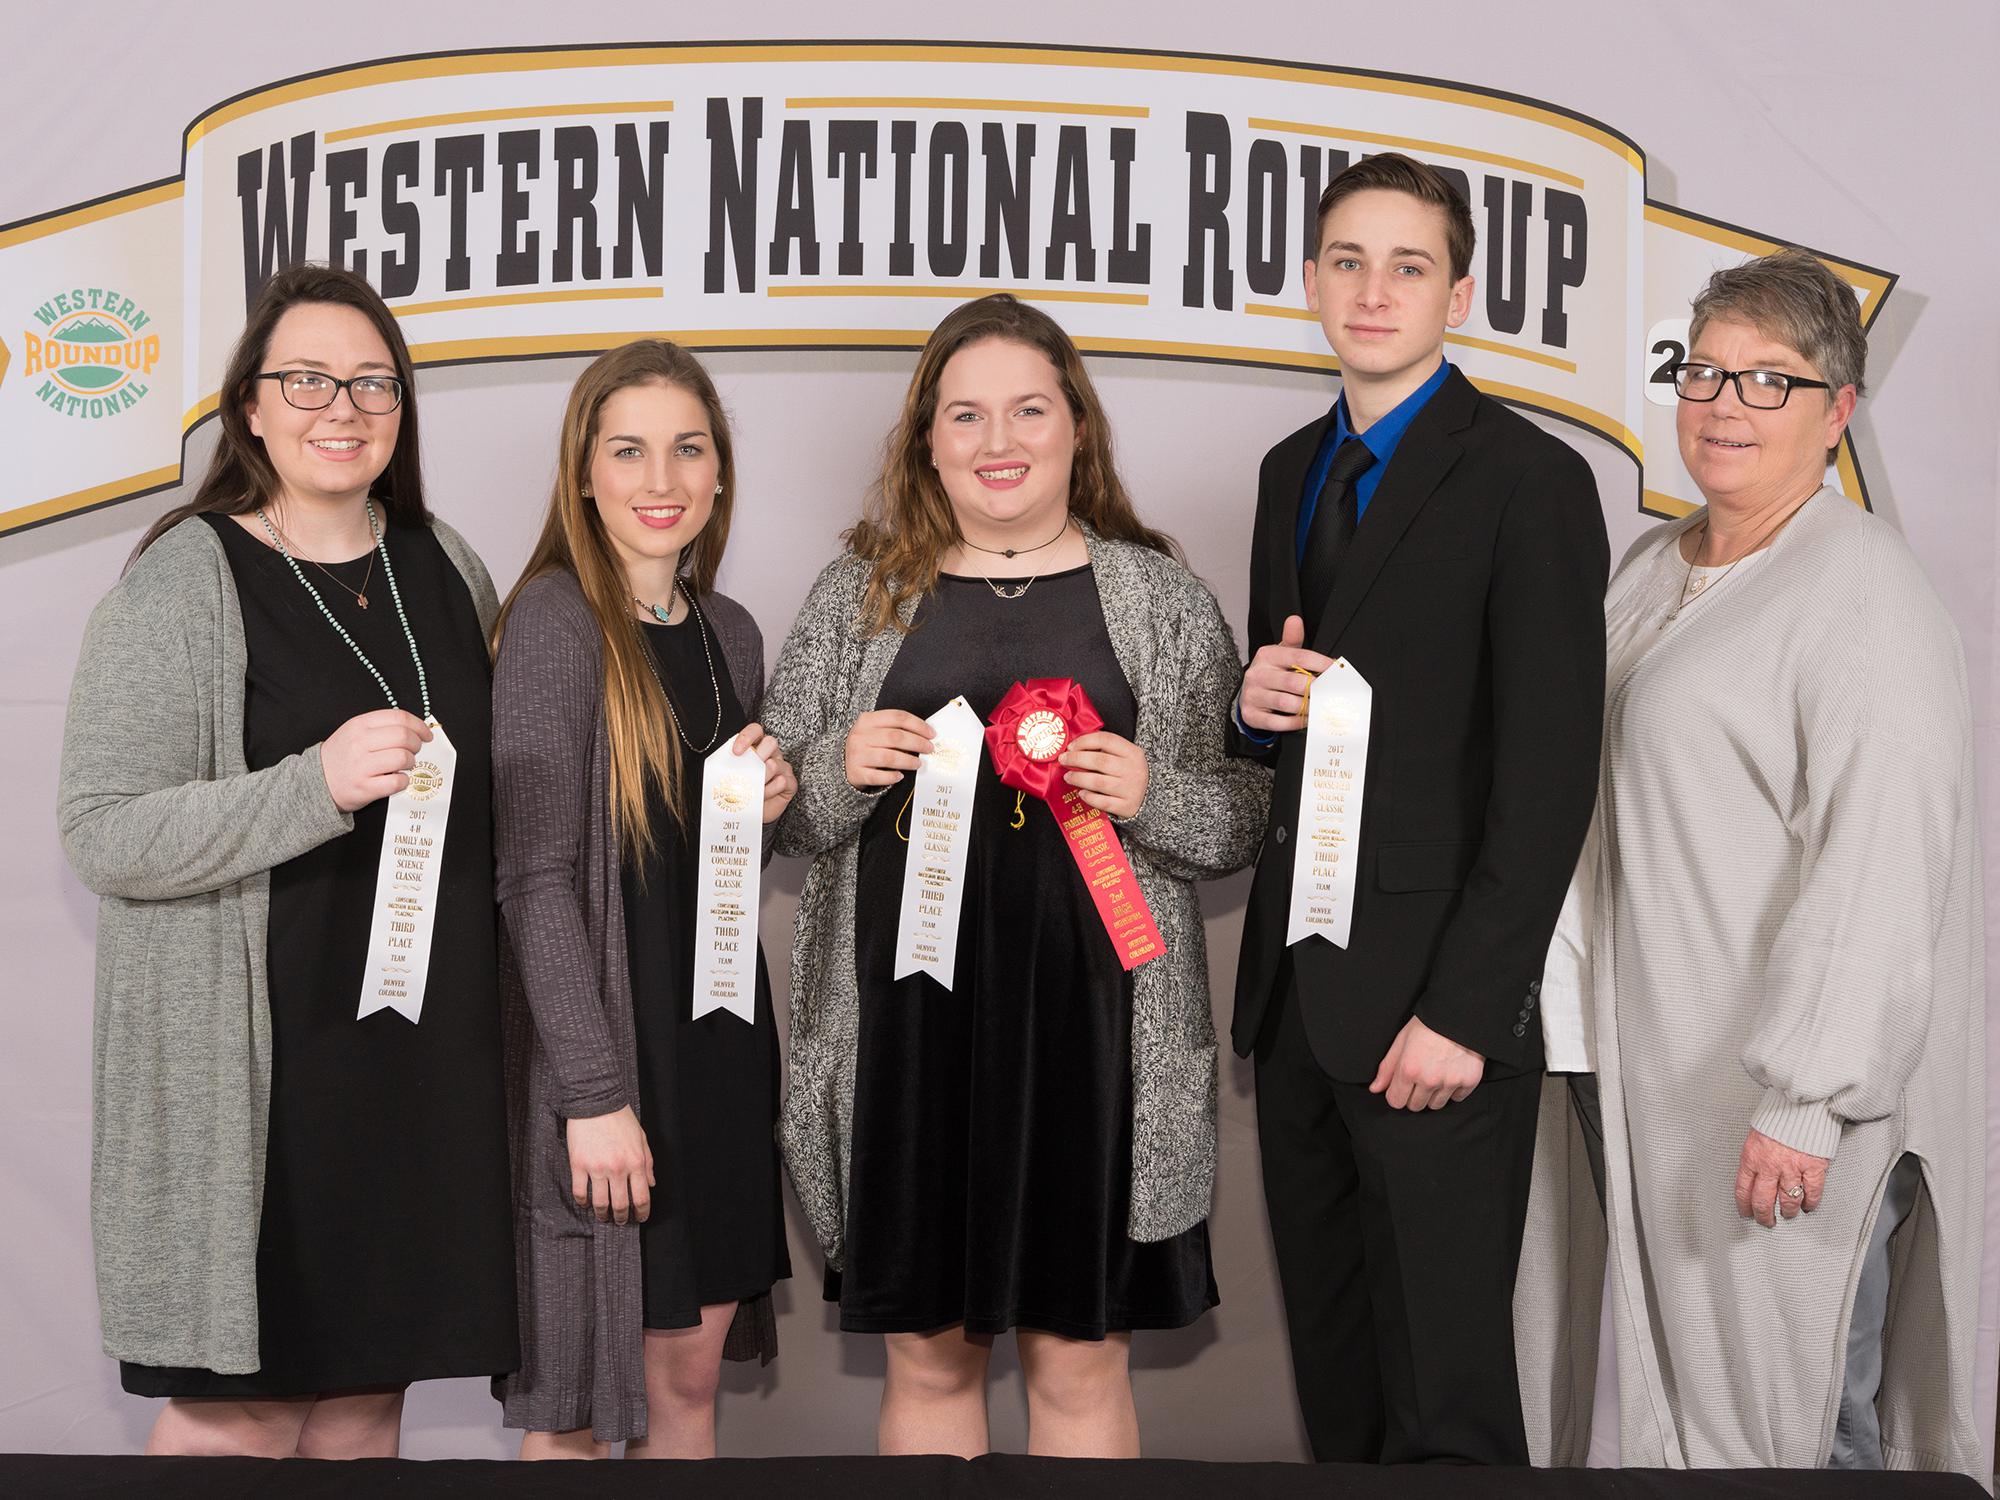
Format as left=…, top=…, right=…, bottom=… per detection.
left=761, top=296, right=1270, bottom=1457
left=57, top=265, right=516, bottom=1457
left=489, top=340, right=796, bottom=1456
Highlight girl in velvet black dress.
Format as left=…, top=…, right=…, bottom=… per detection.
left=763, top=296, right=1268, bottom=1458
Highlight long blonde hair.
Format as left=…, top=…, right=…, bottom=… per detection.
left=846, top=294, right=1180, bottom=636
left=494, top=341, right=737, bottom=866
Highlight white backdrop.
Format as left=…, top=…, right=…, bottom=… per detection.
left=1, top=0, right=1993, bottom=1466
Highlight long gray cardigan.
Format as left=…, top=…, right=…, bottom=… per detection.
left=490, top=569, right=774, bottom=1445
left=760, top=527, right=1272, bottom=1270
left=1515, top=492, right=1985, bottom=1477
left=57, top=513, right=497, bottom=1374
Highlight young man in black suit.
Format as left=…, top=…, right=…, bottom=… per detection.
left=1232, top=153, right=1608, bottom=1465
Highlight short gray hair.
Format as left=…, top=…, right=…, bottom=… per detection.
left=1689, top=248, right=1867, bottom=397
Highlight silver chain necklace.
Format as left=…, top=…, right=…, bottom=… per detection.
left=257, top=501, right=431, bottom=720
left=1659, top=491, right=1811, bottom=630
left=633, top=583, right=724, bottom=753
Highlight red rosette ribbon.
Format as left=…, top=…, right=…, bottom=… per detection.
left=985, top=679, right=1166, bottom=971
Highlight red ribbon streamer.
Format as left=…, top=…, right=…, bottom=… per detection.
left=985, top=678, right=1166, bottom=971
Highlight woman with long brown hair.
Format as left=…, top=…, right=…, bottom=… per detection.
left=490, top=339, right=795, bottom=1457
left=58, top=263, right=516, bottom=1456
left=762, top=294, right=1269, bottom=1456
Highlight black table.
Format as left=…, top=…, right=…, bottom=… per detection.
left=3, top=1454, right=1987, bottom=1499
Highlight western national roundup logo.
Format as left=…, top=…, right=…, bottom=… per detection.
left=20, top=290, right=161, bottom=419
left=0, top=40, right=1896, bottom=537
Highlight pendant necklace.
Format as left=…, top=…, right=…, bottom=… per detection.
left=633, top=580, right=725, bottom=753
left=257, top=501, right=430, bottom=719
left=265, top=510, right=376, bottom=609
left=1659, top=490, right=1812, bottom=630
left=966, top=518, right=1070, bottom=600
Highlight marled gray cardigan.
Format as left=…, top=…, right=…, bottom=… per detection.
left=490, top=569, right=773, bottom=1445
left=761, top=526, right=1271, bottom=1270
left=57, top=514, right=496, bottom=1374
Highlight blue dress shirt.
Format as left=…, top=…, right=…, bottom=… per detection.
left=1292, top=358, right=1453, bottom=563
left=1240, top=360, right=1453, bottom=745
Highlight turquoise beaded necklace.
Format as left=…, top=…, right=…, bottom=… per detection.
left=256, top=500, right=433, bottom=723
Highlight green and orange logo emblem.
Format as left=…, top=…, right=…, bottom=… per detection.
left=19, top=290, right=160, bottom=419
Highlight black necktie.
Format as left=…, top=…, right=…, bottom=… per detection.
left=1298, top=438, right=1375, bottom=626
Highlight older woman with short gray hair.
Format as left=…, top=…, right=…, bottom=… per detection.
left=1539, top=248, right=1983, bottom=1474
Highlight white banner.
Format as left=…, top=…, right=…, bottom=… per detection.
left=0, top=42, right=1893, bottom=536
left=692, top=740, right=762, bottom=1024
left=893, top=695, right=985, bottom=990
left=356, top=717, right=457, bottom=1023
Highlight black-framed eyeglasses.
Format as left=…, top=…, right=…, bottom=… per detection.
left=256, top=370, right=406, bottom=414
left=1668, top=362, right=1830, bottom=410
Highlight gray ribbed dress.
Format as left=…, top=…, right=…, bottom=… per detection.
left=1517, top=490, right=1985, bottom=1477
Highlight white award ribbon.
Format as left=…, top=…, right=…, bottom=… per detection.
left=893, top=696, right=985, bottom=989
left=1286, top=660, right=1373, bottom=949
left=692, top=740, right=763, bottom=1022
left=357, top=718, right=456, bottom=1023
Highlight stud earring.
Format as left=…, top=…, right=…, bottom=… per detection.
left=581, top=485, right=592, bottom=497
left=714, top=482, right=723, bottom=495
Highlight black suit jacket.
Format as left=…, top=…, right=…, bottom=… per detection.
left=1231, top=367, right=1609, bottom=1082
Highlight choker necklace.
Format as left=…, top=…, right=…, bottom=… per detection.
left=957, top=516, right=1069, bottom=561
left=634, top=579, right=681, bottom=626
left=634, top=582, right=724, bottom=752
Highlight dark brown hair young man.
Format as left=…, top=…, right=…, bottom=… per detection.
left=1231, top=153, right=1608, bottom=1464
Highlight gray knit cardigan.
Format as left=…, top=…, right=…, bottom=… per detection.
left=57, top=514, right=497, bottom=1374
left=490, top=568, right=774, bottom=1445
left=760, top=526, right=1272, bottom=1270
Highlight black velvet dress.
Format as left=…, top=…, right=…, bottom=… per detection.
left=622, top=608, right=791, bottom=1328
left=121, top=513, right=517, bottom=1397
left=834, top=566, right=1216, bottom=1338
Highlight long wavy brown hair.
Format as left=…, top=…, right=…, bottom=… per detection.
left=847, top=294, right=1180, bottom=635
left=493, top=340, right=738, bottom=866
left=133, top=264, right=428, bottom=562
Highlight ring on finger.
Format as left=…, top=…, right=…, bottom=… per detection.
left=1782, top=1183, right=1804, bottom=1200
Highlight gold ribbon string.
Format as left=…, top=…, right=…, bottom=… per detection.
left=896, top=786, right=1028, bottom=841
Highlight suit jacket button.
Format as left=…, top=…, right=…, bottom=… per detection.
left=1528, top=980, right=1542, bottom=995
left=1275, top=825, right=1288, bottom=845
left=1526, top=996, right=1538, bottom=1010
left=1513, top=1022, right=1527, bottom=1037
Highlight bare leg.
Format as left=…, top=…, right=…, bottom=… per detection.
left=146, top=1397, right=312, bottom=1457
left=1017, top=1329, right=1138, bottom=1458
left=294, top=1387, right=407, bottom=1459
left=879, top=1324, right=993, bottom=1457
left=625, top=1301, right=738, bottom=1459
left=520, top=1427, right=613, bottom=1460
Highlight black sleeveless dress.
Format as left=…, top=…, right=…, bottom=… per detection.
left=622, top=605, right=790, bottom=1327
left=834, top=566, right=1216, bottom=1338
left=121, top=513, right=517, bottom=1396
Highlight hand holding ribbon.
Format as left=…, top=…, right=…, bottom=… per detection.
left=986, top=679, right=1166, bottom=971
left=1057, top=730, right=1148, bottom=818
